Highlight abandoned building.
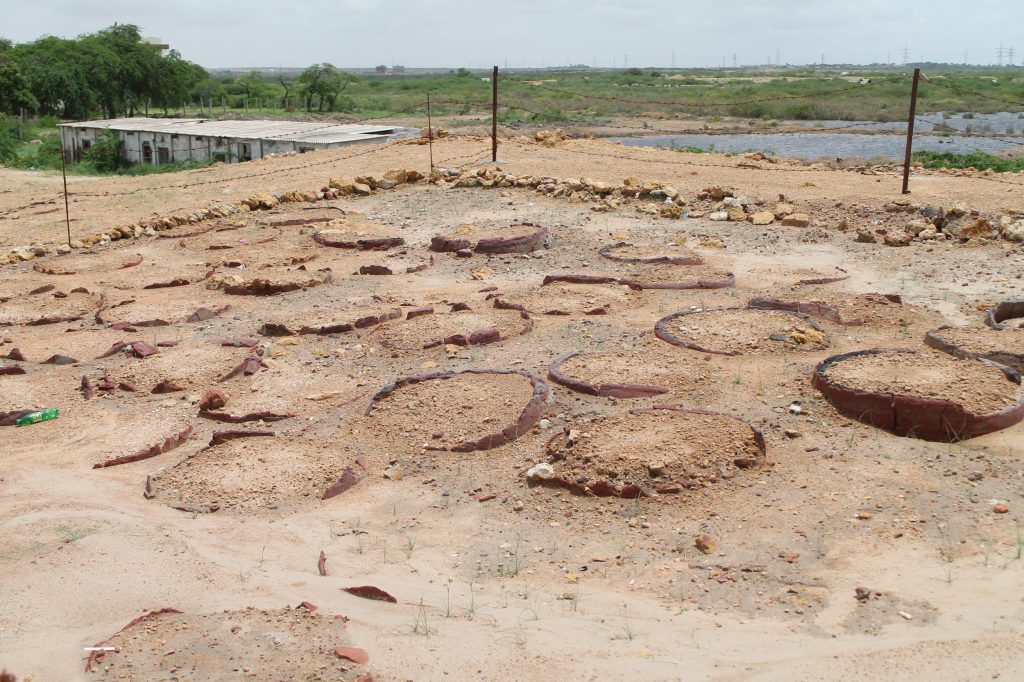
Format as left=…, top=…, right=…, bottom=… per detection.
left=59, top=118, right=403, bottom=166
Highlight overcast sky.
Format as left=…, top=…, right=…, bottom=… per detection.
left=4, top=0, right=1022, bottom=69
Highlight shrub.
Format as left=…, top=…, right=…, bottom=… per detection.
left=0, top=117, right=17, bottom=164
left=82, top=131, right=123, bottom=172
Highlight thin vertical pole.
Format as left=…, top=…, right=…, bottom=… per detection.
left=901, top=68, right=921, bottom=195
left=59, top=133, right=71, bottom=247
left=491, top=65, right=498, bottom=162
left=426, top=92, right=434, bottom=174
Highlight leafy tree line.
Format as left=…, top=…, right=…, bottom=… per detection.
left=0, top=24, right=206, bottom=119
left=212, top=64, right=359, bottom=113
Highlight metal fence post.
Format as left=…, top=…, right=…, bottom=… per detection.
left=492, top=66, right=498, bottom=162
left=901, top=68, right=921, bottom=194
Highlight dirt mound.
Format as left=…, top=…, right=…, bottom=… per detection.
left=146, top=435, right=364, bottom=514
left=925, top=326, right=1024, bottom=373
left=213, top=268, right=332, bottom=296
left=183, top=229, right=318, bottom=262
left=93, top=343, right=261, bottom=394
left=368, top=303, right=531, bottom=351
left=548, top=348, right=722, bottom=400
left=656, top=308, right=829, bottom=355
left=747, top=293, right=915, bottom=326
left=351, top=252, right=433, bottom=276
left=31, top=250, right=144, bottom=275
left=543, top=266, right=734, bottom=291
left=0, top=288, right=100, bottom=327
left=260, top=306, right=403, bottom=337
left=258, top=204, right=346, bottom=227
left=618, top=265, right=736, bottom=291
left=430, top=223, right=546, bottom=254
left=95, top=287, right=232, bottom=328
left=599, top=241, right=703, bottom=266
left=537, top=406, right=766, bottom=498
left=85, top=605, right=367, bottom=680
left=813, top=348, right=1024, bottom=441
left=312, top=218, right=405, bottom=250
left=492, top=282, right=638, bottom=316
left=365, top=368, right=548, bottom=452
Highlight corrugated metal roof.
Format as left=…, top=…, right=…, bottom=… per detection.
left=60, top=117, right=402, bottom=145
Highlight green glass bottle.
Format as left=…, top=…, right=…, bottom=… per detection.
left=15, top=408, right=59, bottom=426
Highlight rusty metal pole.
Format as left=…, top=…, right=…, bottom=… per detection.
left=426, top=93, right=434, bottom=174
left=492, top=66, right=498, bottom=162
left=59, top=133, right=71, bottom=246
left=901, top=68, right=921, bottom=194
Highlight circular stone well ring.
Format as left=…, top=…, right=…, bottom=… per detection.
left=812, top=348, right=1024, bottom=442
left=366, top=368, right=550, bottom=452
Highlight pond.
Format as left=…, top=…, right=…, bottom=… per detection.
left=608, top=131, right=1020, bottom=160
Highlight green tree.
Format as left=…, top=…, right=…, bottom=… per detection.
left=233, top=71, right=272, bottom=102
left=149, top=50, right=205, bottom=113
left=0, top=52, right=37, bottom=114
left=298, top=63, right=357, bottom=112
left=12, top=36, right=96, bottom=117
left=80, top=24, right=161, bottom=117
left=5, top=24, right=205, bottom=119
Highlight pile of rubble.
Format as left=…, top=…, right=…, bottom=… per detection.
left=855, top=201, right=1024, bottom=246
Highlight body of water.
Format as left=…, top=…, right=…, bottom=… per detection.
left=608, top=132, right=1020, bottom=160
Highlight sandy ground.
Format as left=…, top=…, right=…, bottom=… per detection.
left=1, top=136, right=1024, bottom=681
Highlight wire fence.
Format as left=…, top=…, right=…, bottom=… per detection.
left=6, top=71, right=1024, bottom=239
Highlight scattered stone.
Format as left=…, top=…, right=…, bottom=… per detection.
left=152, top=380, right=186, bottom=394
left=726, top=207, right=747, bottom=222
left=526, top=463, right=555, bottom=481
left=749, top=211, right=775, bottom=225
left=695, top=535, right=716, bottom=554
left=781, top=213, right=811, bottom=228
left=704, top=186, right=735, bottom=200
left=773, top=202, right=795, bottom=218
left=856, top=228, right=878, bottom=243
left=1002, top=220, right=1024, bottom=242
left=883, top=231, right=913, bottom=247
left=334, top=646, right=369, bottom=665
left=993, top=503, right=1009, bottom=514
left=342, top=585, right=397, bottom=603
left=959, top=218, right=994, bottom=240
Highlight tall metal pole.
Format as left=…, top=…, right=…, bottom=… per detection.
left=901, top=68, right=921, bottom=195
left=426, top=93, right=434, bottom=174
left=491, top=65, right=498, bottom=162
left=59, top=134, right=71, bottom=246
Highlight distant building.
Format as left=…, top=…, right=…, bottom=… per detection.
left=375, top=64, right=388, bottom=73
left=392, top=65, right=405, bottom=73
left=141, top=36, right=170, bottom=55
left=60, top=118, right=402, bottom=165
